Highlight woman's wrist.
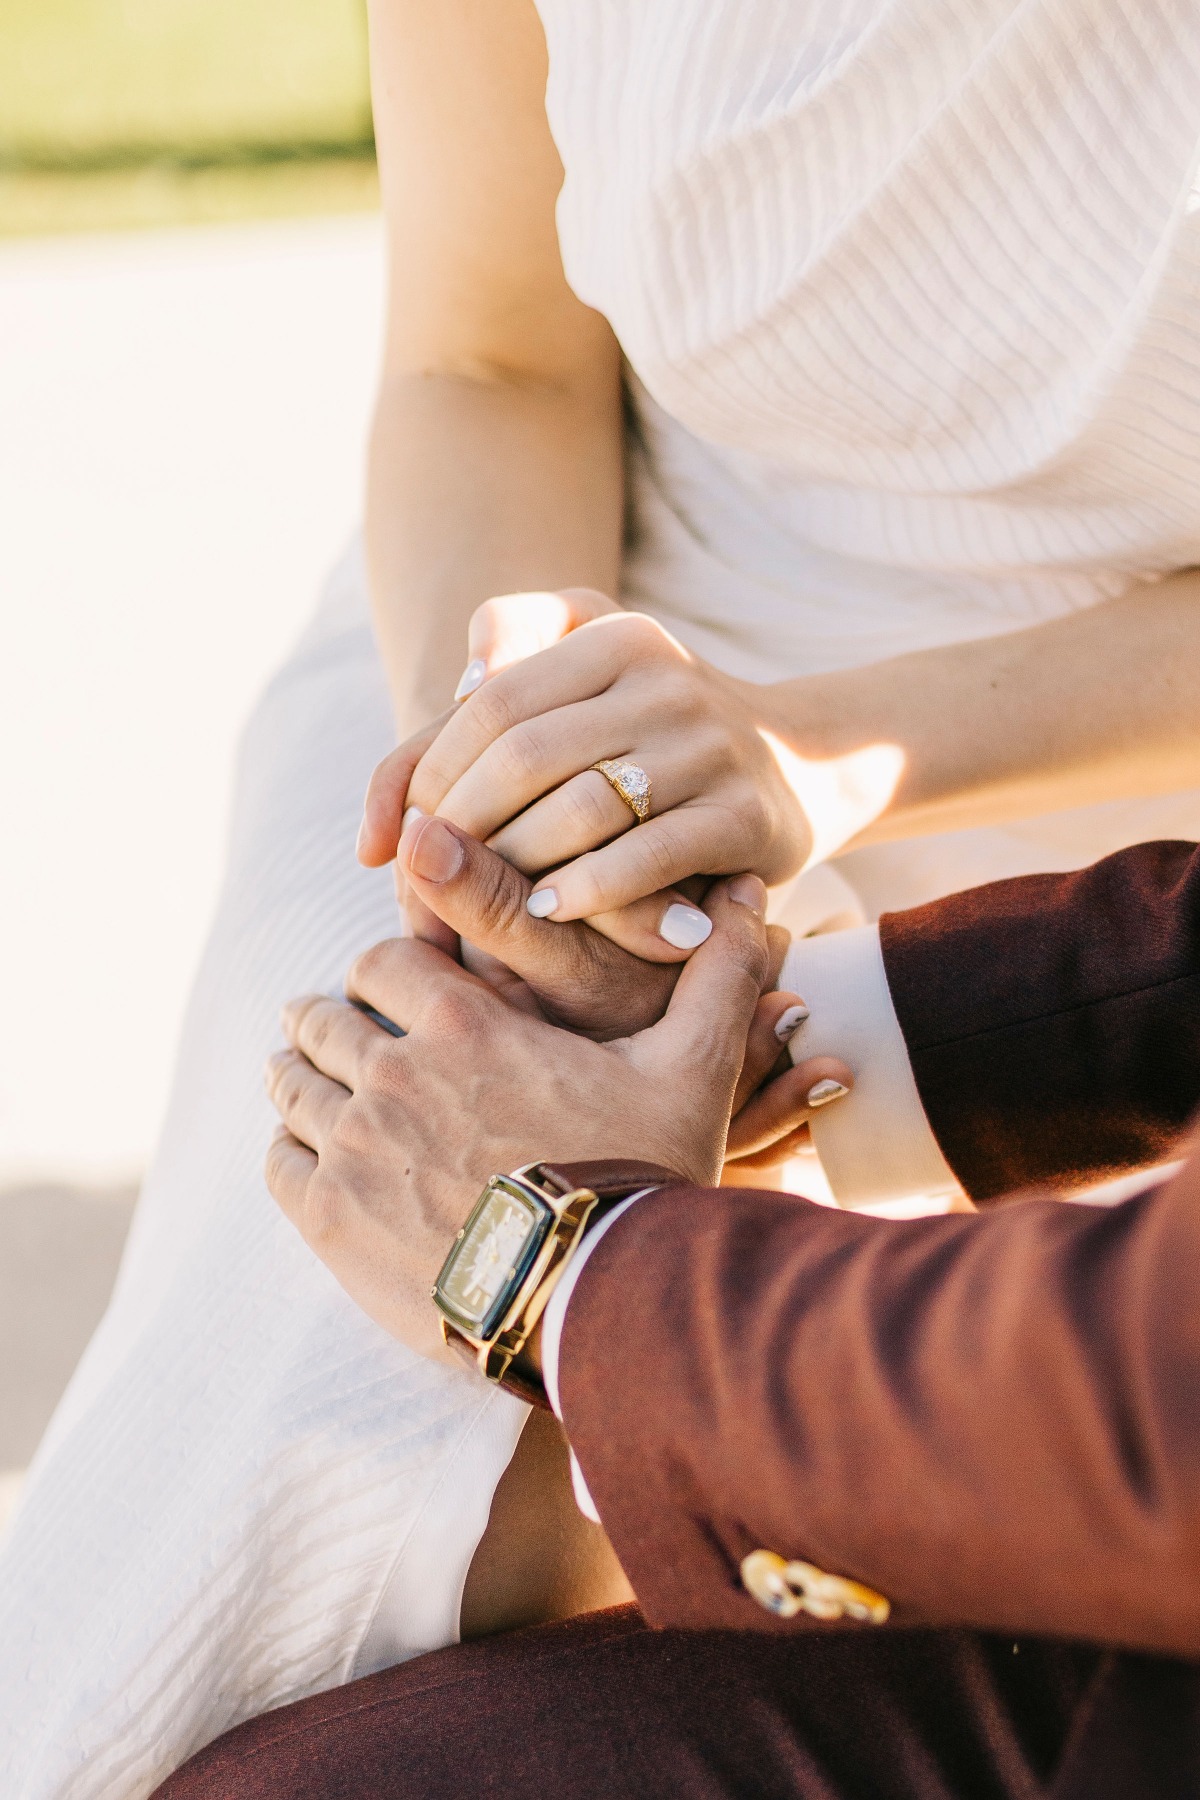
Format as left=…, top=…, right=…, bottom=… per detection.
left=734, top=667, right=906, bottom=867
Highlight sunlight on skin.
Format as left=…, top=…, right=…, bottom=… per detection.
left=473, top=590, right=578, bottom=674
left=759, top=728, right=907, bottom=869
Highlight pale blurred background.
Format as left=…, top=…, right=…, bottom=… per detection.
left=0, top=0, right=385, bottom=1525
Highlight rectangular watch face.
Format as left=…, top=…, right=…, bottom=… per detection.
left=434, top=1176, right=552, bottom=1340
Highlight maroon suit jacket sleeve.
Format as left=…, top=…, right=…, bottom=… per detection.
left=878, top=839, right=1200, bottom=1199
left=558, top=1155, right=1200, bottom=1656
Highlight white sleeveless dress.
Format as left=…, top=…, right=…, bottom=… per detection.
left=3, top=5, right=1199, bottom=1794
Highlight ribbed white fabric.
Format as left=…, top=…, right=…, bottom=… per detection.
left=539, top=0, right=1200, bottom=916
left=7, top=7, right=1200, bottom=1794
left=0, top=548, right=528, bottom=1799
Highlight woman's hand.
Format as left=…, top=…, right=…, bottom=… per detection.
left=264, top=881, right=772, bottom=1362
left=360, top=593, right=814, bottom=961
left=723, top=995, right=853, bottom=1186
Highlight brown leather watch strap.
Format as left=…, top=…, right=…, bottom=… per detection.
left=443, top=1325, right=553, bottom=1411
left=533, top=1159, right=688, bottom=1199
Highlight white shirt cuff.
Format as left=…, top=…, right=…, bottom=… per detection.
left=541, top=1191, right=651, bottom=1523
left=779, top=924, right=963, bottom=1210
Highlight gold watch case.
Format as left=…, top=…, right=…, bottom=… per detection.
left=431, top=1165, right=599, bottom=1389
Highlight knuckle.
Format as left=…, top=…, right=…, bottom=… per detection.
left=329, top=1097, right=368, bottom=1156
left=561, top=852, right=606, bottom=916
left=279, top=1067, right=308, bottom=1117
left=303, top=1170, right=344, bottom=1249
left=469, top=681, right=519, bottom=743
left=727, top=925, right=770, bottom=995
left=615, top=611, right=667, bottom=656
left=566, top=778, right=619, bottom=842
left=734, top=787, right=769, bottom=846
left=634, top=825, right=680, bottom=888
left=422, top=984, right=484, bottom=1044
left=263, top=1133, right=292, bottom=1194
left=269, top=1050, right=302, bottom=1107
left=473, top=863, right=529, bottom=938
left=362, top=1036, right=405, bottom=1099
left=490, top=724, right=542, bottom=790
left=299, top=1000, right=336, bottom=1057
left=347, top=938, right=399, bottom=995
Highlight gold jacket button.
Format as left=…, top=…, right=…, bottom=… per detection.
left=740, top=1550, right=890, bottom=1624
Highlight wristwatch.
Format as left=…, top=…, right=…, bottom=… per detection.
left=432, top=1159, right=683, bottom=1408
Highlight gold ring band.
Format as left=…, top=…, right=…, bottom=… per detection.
left=591, top=758, right=652, bottom=823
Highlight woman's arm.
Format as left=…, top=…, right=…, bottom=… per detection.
left=769, top=569, right=1200, bottom=858
left=359, top=566, right=1200, bottom=940
left=365, top=0, right=622, bottom=732
left=364, top=0, right=626, bottom=1644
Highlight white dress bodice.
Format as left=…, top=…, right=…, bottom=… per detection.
left=534, top=0, right=1200, bottom=914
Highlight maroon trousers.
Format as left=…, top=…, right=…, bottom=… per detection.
left=151, top=1605, right=1196, bottom=1800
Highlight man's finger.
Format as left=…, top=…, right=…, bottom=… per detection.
left=344, top=933, right=495, bottom=1038
left=264, top=1126, right=317, bottom=1220
left=644, top=876, right=769, bottom=1080
left=281, top=994, right=383, bottom=1090
left=265, top=1048, right=350, bottom=1150
left=400, top=814, right=630, bottom=994
left=398, top=815, right=689, bottom=1035
left=458, top=940, right=548, bottom=1017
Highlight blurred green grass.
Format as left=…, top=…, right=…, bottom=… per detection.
left=0, top=0, right=377, bottom=237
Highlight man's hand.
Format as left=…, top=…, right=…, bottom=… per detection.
left=397, top=812, right=853, bottom=1167
left=397, top=811, right=799, bottom=1038
left=265, top=881, right=770, bottom=1362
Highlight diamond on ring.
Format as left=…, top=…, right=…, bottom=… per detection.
left=591, top=758, right=652, bottom=823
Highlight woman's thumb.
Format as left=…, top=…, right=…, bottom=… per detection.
left=648, top=876, right=770, bottom=1077
left=464, top=587, right=619, bottom=683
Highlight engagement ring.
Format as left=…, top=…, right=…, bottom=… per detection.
left=591, top=758, right=652, bottom=823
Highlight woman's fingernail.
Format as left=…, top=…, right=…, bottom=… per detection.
left=355, top=814, right=369, bottom=856
left=526, top=887, right=559, bottom=919
left=659, top=903, right=713, bottom=950
left=401, top=804, right=425, bottom=837
left=807, top=1078, right=850, bottom=1108
left=774, top=1003, right=811, bottom=1044
left=408, top=817, right=464, bottom=884
left=454, top=659, right=487, bottom=701
left=727, top=874, right=767, bottom=916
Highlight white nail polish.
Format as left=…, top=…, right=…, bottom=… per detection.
left=807, top=1078, right=850, bottom=1108
left=527, top=888, right=559, bottom=919
left=659, top=903, right=713, bottom=950
left=454, top=659, right=487, bottom=701
left=402, top=805, right=425, bottom=836
left=774, top=1003, right=811, bottom=1045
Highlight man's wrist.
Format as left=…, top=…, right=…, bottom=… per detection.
left=433, top=1162, right=682, bottom=1409
left=512, top=1316, right=544, bottom=1385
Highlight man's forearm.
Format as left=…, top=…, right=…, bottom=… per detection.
left=879, top=839, right=1200, bottom=1198
left=366, top=368, right=624, bottom=731
left=558, top=1159, right=1200, bottom=1655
